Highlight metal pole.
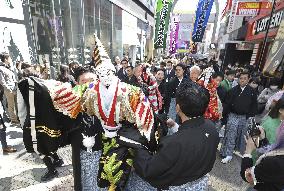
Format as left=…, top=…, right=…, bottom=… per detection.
left=257, top=0, right=277, bottom=71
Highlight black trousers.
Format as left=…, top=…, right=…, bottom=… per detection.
left=23, top=127, right=35, bottom=153
left=69, top=128, right=82, bottom=191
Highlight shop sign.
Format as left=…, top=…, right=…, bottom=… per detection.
left=236, top=2, right=271, bottom=16
left=254, top=9, right=284, bottom=35
left=192, top=0, right=214, bottom=42
left=236, top=42, right=254, bottom=50
left=263, top=17, right=284, bottom=75
left=154, top=0, right=173, bottom=49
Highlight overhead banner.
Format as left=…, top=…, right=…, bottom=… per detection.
left=154, top=0, right=173, bottom=49
left=263, top=18, right=284, bottom=76
left=169, top=15, right=180, bottom=54
left=192, top=0, right=214, bottom=42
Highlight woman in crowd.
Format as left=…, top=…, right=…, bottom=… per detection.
left=248, top=77, right=260, bottom=95
left=204, top=72, right=224, bottom=124
left=155, top=69, right=169, bottom=114
left=257, top=78, right=280, bottom=114
left=241, top=115, right=284, bottom=190
left=261, top=98, right=284, bottom=144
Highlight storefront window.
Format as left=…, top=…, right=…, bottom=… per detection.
left=84, top=0, right=95, bottom=64
left=100, top=0, right=112, bottom=58
left=113, top=5, right=123, bottom=59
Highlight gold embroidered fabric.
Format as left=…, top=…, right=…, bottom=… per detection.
left=36, top=126, right=61, bottom=137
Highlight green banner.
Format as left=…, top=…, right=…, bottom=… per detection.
left=154, top=0, right=173, bottom=49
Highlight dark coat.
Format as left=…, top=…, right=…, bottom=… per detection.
left=117, top=68, right=127, bottom=82
left=133, top=118, right=219, bottom=189
left=223, top=85, right=258, bottom=118
left=165, top=69, right=175, bottom=82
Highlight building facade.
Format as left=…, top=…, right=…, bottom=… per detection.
left=0, top=0, right=155, bottom=69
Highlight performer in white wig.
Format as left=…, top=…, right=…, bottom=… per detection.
left=45, top=34, right=157, bottom=190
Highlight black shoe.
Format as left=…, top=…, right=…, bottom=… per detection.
left=53, top=159, right=64, bottom=167
left=41, top=169, right=58, bottom=182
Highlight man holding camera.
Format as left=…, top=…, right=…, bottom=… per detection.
left=221, top=72, right=258, bottom=164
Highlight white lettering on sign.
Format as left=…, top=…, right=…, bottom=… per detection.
left=155, top=0, right=170, bottom=48
left=238, top=9, right=259, bottom=16
left=255, top=10, right=284, bottom=34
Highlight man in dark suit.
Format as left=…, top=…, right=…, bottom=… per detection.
left=165, top=61, right=175, bottom=82
left=125, top=66, right=139, bottom=86
left=117, top=59, right=129, bottom=82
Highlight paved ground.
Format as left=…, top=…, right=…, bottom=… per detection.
left=0, top=125, right=251, bottom=191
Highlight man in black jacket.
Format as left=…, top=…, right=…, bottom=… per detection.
left=220, top=72, right=258, bottom=164
left=117, top=59, right=128, bottom=82
left=119, top=80, right=219, bottom=190
left=165, top=61, right=175, bottom=82
left=124, top=66, right=139, bottom=86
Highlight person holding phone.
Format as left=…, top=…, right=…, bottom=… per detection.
left=240, top=123, right=284, bottom=191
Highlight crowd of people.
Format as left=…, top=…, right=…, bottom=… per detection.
left=0, top=50, right=284, bottom=191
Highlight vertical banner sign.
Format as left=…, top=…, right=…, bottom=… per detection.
left=192, top=0, right=214, bottom=42
left=154, top=0, right=173, bottom=49
left=263, top=18, right=284, bottom=76
left=169, top=15, right=180, bottom=54
left=227, top=0, right=238, bottom=33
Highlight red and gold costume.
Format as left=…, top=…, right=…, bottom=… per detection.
left=204, top=80, right=222, bottom=122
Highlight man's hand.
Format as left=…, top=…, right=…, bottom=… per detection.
left=166, top=118, right=176, bottom=128
left=244, top=134, right=257, bottom=154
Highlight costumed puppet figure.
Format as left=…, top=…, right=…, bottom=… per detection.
left=44, top=34, right=156, bottom=191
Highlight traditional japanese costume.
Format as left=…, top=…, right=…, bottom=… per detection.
left=140, top=68, right=163, bottom=114
left=44, top=34, right=156, bottom=191
left=204, top=80, right=223, bottom=122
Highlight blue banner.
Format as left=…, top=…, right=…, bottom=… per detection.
left=192, top=0, right=204, bottom=39
left=192, top=0, right=214, bottom=42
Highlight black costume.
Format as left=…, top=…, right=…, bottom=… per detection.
left=17, top=77, right=72, bottom=180
left=117, top=68, right=127, bottom=82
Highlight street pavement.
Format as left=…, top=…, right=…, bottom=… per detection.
left=0, top=124, right=251, bottom=191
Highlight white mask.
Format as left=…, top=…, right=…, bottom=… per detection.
left=270, top=85, right=278, bottom=90
left=96, top=60, right=116, bottom=87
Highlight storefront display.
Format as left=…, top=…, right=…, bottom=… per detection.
left=0, top=0, right=154, bottom=68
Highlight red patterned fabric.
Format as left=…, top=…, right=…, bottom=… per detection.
left=204, top=80, right=221, bottom=122
left=141, top=70, right=163, bottom=114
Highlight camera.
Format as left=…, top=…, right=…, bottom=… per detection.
left=247, top=117, right=261, bottom=137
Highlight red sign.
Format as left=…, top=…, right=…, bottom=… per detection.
left=246, top=1, right=284, bottom=41
left=236, top=2, right=271, bottom=16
